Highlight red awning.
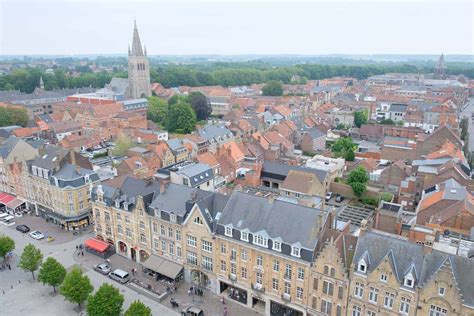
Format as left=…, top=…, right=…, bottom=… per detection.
left=0, top=193, right=15, bottom=204
left=85, top=238, right=109, bottom=253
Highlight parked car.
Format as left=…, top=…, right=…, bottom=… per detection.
left=94, top=262, right=112, bottom=275
left=182, top=306, right=204, bottom=316
left=16, top=224, right=30, bottom=233
left=325, top=192, right=333, bottom=202
left=29, top=231, right=45, bottom=240
left=335, top=195, right=345, bottom=203
left=108, top=269, right=130, bottom=284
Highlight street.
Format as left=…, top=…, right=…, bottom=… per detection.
left=0, top=222, right=178, bottom=316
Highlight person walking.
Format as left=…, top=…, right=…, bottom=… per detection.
left=223, top=304, right=228, bottom=316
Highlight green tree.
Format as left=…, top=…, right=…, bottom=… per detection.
left=18, top=244, right=43, bottom=280
left=354, top=110, right=368, bottom=128
left=460, top=117, right=469, bottom=141
left=112, top=134, right=133, bottom=156
left=396, top=120, right=405, bottom=126
left=87, top=283, right=124, bottom=316
left=188, top=91, right=212, bottom=121
left=124, top=300, right=152, bottom=316
left=347, top=166, right=369, bottom=197
left=380, top=118, right=395, bottom=125
left=147, top=96, right=168, bottom=126
left=38, top=257, right=66, bottom=293
left=166, top=101, right=197, bottom=134
left=262, top=80, right=283, bottom=96
left=60, top=267, right=93, bottom=308
left=331, top=137, right=356, bottom=161
left=7, top=108, right=29, bottom=126
left=0, top=235, right=15, bottom=260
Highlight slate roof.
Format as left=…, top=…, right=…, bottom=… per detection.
left=389, top=103, right=409, bottom=112
left=354, top=231, right=474, bottom=306
left=197, top=124, right=233, bottom=142
left=176, top=163, right=214, bottom=187
left=262, top=161, right=328, bottom=184
left=109, top=78, right=129, bottom=95
left=218, top=191, right=324, bottom=249
left=303, top=127, right=325, bottom=139
left=0, top=137, right=20, bottom=159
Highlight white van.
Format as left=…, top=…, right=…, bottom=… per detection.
left=2, top=215, right=16, bottom=226
left=108, top=269, right=130, bottom=284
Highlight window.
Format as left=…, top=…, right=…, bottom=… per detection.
left=220, top=243, right=226, bottom=254
left=321, top=299, right=332, bottom=314
left=152, top=222, right=158, bottom=233
left=272, top=278, right=279, bottom=291
left=160, top=224, right=165, bottom=236
left=253, top=234, right=268, bottom=247
left=139, top=221, right=145, bottom=230
left=296, top=287, right=303, bottom=300
left=358, top=261, right=366, bottom=273
left=297, top=267, right=304, bottom=280
left=125, top=216, right=130, bottom=223
left=241, top=249, right=247, bottom=261
left=117, top=225, right=123, bottom=235
left=324, top=265, right=329, bottom=275
left=256, top=255, right=263, bottom=267
left=169, top=244, right=174, bottom=255
left=313, top=278, right=318, bottom=291
left=161, top=240, right=166, bottom=252
left=187, top=251, right=197, bottom=265
left=273, top=241, right=281, bottom=251
left=384, top=292, right=395, bottom=309
left=367, top=311, right=376, bottom=316
left=170, top=214, right=177, bottom=222
left=105, top=225, right=111, bottom=235
left=187, top=235, right=197, bottom=247
left=400, top=297, right=410, bottom=315
left=273, top=260, right=280, bottom=272
left=153, top=238, right=159, bottom=250
left=202, top=240, right=213, bottom=253
left=380, top=273, right=387, bottom=282
left=230, top=262, right=236, bottom=275
left=230, top=249, right=237, bottom=261
left=241, top=267, right=247, bottom=279
left=404, top=274, right=414, bottom=288
left=352, top=305, right=361, bottom=316
left=438, top=287, right=445, bottom=296
left=116, top=213, right=122, bottom=221
left=225, top=226, right=233, bottom=237
left=168, top=227, right=173, bottom=238
left=175, top=229, right=181, bottom=241
left=140, top=234, right=146, bottom=243
left=338, top=286, right=344, bottom=299
left=255, top=271, right=263, bottom=285
left=176, top=246, right=182, bottom=257
left=312, top=297, right=317, bottom=309
left=104, top=212, right=111, bottom=221
left=291, top=246, right=301, bottom=258
left=220, top=260, right=226, bottom=272
left=330, top=267, right=335, bottom=277
left=336, top=305, right=342, bottom=316
left=323, top=281, right=334, bottom=296
left=126, top=228, right=132, bottom=238
left=193, top=217, right=203, bottom=225
left=354, top=282, right=364, bottom=298
left=369, top=287, right=378, bottom=304
left=284, top=282, right=291, bottom=295
left=429, top=305, right=447, bottom=316
left=285, top=264, right=292, bottom=280
left=241, top=232, right=249, bottom=242
left=202, top=256, right=213, bottom=271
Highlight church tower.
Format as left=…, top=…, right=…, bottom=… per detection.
left=434, top=53, right=446, bottom=79
left=127, top=20, right=151, bottom=99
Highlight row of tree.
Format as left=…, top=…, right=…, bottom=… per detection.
left=2, top=61, right=474, bottom=93
left=0, top=236, right=152, bottom=316
left=0, top=107, right=29, bottom=127
left=147, top=92, right=212, bottom=133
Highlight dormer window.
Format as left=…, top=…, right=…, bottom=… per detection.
left=273, top=241, right=281, bottom=252
left=404, top=275, right=414, bottom=288
left=170, top=213, right=177, bottom=222
left=358, top=260, right=367, bottom=273
left=193, top=217, right=203, bottom=225
left=438, top=287, right=445, bottom=296
left=291, top=246, right=301, bottom=258
left=115, top=200, right=120, bottom=208
left=253, top=234, right=268, bottom=247
left=225, top=226, right=233, bottom=237
left=241, top=232, right=249, bottom=242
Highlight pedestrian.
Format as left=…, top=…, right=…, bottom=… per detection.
left=7, top=264, right=11, bottom=270
left=224, top=305, right=228, bottom=316
left=81, top=251, right=84, bottom=256
left=221, top=295, right=225, bottom=304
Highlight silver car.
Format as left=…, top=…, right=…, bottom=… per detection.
left=94, top=262, right=111, bottom=275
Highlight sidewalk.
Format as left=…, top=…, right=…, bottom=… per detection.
left=75, top=252, right=263, bottom=316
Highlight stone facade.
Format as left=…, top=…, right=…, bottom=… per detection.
left=127, top=21, right=151, bottom=99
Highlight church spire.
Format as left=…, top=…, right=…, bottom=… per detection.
left=438, top=53, right=446, bottom=68
left=131, top=19, right=144, bottom=56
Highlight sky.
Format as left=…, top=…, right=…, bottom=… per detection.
left=0, top=0, right=473, bottom=56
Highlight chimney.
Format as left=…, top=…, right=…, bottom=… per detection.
left=159, top=180, right=166, bottom=194
left=359, top=219, right=368, bottom=237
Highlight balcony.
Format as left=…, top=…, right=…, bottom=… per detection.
left=281, top=293, right=291, bottom=302
left=229, top=273, right=237, bottom=281
left=252, top=283, right=265, bottom=293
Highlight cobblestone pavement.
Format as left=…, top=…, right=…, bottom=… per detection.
left=8, top=213, right=92, bottom=245
left=75, top=253, right=264, bottom=316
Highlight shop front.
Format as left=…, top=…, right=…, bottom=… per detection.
left=219, top=281, right=248, bottom=305
left=84, top=237, right=115, bottom=258
left=38, top=205, right=91, bottom=230
left=141, top=254, right=184, bottom=283
left=270, top=300, right=304, bottom=316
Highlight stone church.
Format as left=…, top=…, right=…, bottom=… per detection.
left=117, top=21, right=151, bottom=99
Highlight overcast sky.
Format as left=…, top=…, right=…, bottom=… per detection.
left=0, top=0, right=473, bottom=56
